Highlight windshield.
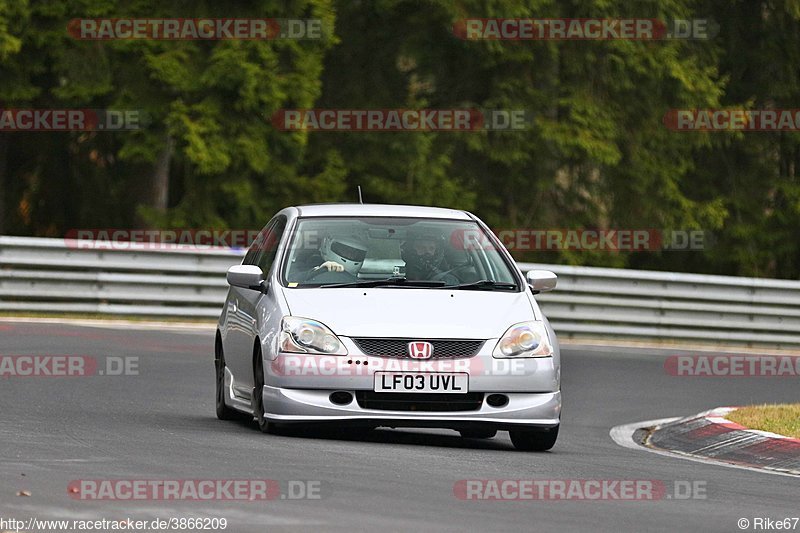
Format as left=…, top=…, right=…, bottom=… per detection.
left=282, top=217, right=519, bottom=289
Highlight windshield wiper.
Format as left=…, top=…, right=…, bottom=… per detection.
left=441, top=279, right=518, bottom=291
left=319, top=277, right=447, bottom=289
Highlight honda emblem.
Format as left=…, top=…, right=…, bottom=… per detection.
left=408, top=341, right=434, bottom=359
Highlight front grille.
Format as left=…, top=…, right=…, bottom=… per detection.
left=351, top=338, right=484, bottom=359
left=355, top=391, right=484, bottom=412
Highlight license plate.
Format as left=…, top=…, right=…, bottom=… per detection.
left=373, top=372, right=469, bottom=393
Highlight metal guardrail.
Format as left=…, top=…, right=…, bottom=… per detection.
left=527, top=263, right=800, bottom=347
left=1, top=236, right=799, bottom=348
left=0, top=237, right=237, bottom=318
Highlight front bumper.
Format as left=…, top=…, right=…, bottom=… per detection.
left=261, top=385, right=561, bottom=429
left=256, top=339, right=561, bottom=429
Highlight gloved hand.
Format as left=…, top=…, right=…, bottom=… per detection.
left=316, top=261, right=344, bottom=272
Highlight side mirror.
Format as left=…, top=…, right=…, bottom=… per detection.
left=526, top=270, right=557, bottom=293
left=227, top=265, right=265, bottom=291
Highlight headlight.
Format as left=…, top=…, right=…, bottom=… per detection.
left=279, top=316, right=347, bottom=355
left=493, top=321, right=553, bottom=358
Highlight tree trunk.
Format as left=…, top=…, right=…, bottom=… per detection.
left=151, top=134, right=175, bottom=212
left=0, top=132, right=8, bottom=234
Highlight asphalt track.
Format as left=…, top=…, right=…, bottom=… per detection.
left=0, top=321, right=797, bottom=532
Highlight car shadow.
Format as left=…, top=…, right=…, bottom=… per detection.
left=153, top=413, right=525, bottom=452
left=236, top=419, right=515, bottom=451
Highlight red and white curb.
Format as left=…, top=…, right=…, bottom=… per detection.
left=611, top=407, right=800, bottom=477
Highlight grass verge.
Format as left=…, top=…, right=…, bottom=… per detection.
left=727, top=403, right=800, bottom=439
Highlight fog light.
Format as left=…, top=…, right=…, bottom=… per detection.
left=486, top=394, right=509, bottom=408
left=329, top=391, right=354, bottom=405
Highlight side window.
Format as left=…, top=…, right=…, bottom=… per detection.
left=243, top=222, right=273, bottom=266
left=242, top=245, right=257, bottom=266
left=257, top=216, right=287, bottom=275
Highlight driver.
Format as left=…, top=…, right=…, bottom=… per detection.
left=401, top=228, right=459, bottom=284
left=295, top=234, right=367, bottom=282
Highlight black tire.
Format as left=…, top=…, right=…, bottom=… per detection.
left=252, top=346, right=279, bottom=434
left=459, top=429, right=498, bottom=439
left=216, top=343, right=251, bottom=422
left=509, top=425, right=559, bottom=452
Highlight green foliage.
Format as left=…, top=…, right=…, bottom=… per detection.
left=0, top=0, right=798, bottom=278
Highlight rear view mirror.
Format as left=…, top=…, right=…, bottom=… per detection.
left=525, top=270, right=557, bottom=293
left=227, top=265, right=265, bottom=291
left=367, top=228, right=399, bottom=239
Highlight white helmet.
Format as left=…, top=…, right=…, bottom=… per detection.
left=320, top=235, right=368, bottom=276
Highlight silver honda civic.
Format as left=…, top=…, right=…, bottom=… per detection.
left=215, top=204, right=561, bottom=451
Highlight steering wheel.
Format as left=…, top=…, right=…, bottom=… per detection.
left=431, top=264, right=467, bottom=283
left=305, top=267, right=357, bottom=283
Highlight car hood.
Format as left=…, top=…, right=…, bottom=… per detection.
left=280, top=287, right=537, bottom=339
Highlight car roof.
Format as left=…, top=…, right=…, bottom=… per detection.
left=293, top=203, right=473, bottom=220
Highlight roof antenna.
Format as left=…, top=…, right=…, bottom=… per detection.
left=357, top=185, right=364, bottom=204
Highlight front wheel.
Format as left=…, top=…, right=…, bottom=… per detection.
left=509, top=425, right=559, bottom=452
left=252, top=347, right=280, bottom=434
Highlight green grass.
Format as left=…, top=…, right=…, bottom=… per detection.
left=727, top=404, right=800, bottom=439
